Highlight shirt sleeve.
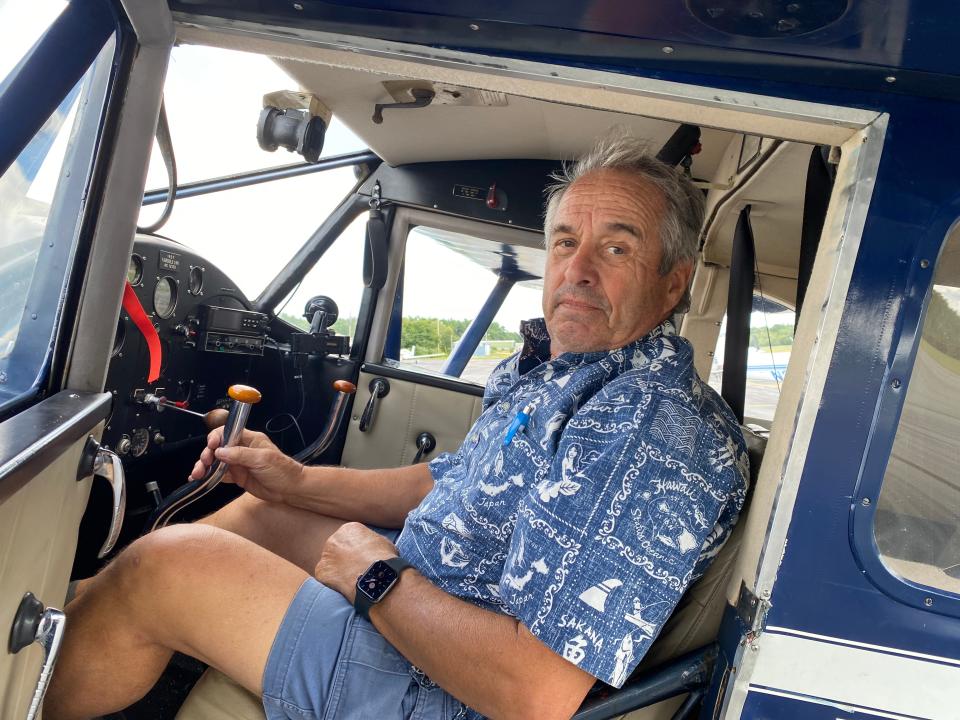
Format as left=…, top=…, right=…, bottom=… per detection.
left=497, top=378, right=747, bottom=687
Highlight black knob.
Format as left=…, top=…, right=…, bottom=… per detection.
left=413, top=432, right=437, bottom=464
left=9, top=592, right=43, bottom=654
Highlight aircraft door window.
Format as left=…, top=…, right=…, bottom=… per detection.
left=708, top=295, right=794, bottom=424
left=390, top=227, right=542, bottom=386
left=0, top=29, right=115, bottom=413
left=874, top=229, right=960, bottom=595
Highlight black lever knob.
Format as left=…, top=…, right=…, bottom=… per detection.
left=9, top=592, right=44, bottom=654
left=412, top=431, right=436, bottom=464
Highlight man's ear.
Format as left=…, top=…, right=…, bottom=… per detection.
left=664, top=260, right=694, bottom=309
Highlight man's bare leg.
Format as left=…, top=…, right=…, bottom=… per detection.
left=199, top=492, right=350, bottom=573
left=45, top=523, right=308, bottom=720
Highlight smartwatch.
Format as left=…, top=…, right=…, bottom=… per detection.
left=354, top=556, right=413, bottom=620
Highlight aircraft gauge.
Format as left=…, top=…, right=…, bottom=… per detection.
left=127, top=254, right=144, bottom=285
left=154, top=276, right=178, bottom=319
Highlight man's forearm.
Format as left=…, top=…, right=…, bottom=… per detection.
left=370, top=571, right=593, bottom=720
left=288, top=463, right=434, bottom=528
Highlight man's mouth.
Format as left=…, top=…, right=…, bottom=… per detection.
left=556, top=299, right=602, bottom=312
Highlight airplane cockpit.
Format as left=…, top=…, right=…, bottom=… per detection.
left=3, top=2, right=960, bottom=719
left=70, top=41, right=827, bottom=717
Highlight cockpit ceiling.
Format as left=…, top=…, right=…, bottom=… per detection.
left=275, top=58, right=731, bottom=174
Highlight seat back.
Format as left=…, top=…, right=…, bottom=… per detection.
left=633, top=425, right=765, bottom=674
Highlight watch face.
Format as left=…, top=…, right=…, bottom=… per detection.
left=357, top=561, right=399, bottom=602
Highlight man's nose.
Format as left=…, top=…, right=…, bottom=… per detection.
left=563, top=242, right=599, bottom=285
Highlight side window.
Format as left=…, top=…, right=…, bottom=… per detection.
left=389, top=226, right=542, bottom=386
left=708, top=295, right=794, bottom=423
left=874, top=229, right=960, bottom=594
left=275, top=215, right=368, bottom=339
left=0, top=23, right=115, bottom=412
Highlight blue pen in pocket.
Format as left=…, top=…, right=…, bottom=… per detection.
left=503, top=404, right=534, bottom=446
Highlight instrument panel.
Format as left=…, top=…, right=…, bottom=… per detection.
left=103, top=236, right=268, bottom=459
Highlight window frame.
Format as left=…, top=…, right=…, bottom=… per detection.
left=375, top=209, right=544, bottom=387
left=852, top=215, right=960, bottom=617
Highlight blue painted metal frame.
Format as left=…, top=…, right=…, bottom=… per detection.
left=441, top=274, right=515, bottom=378
left=169, top=0, right=960, bottom=102
left=763, top=97, right=960, bottom=659
left=383, top=261, right=404, bottom=361
left=0, top=0, right=116, bottom=179
left=848, top=209, right=960, bottom=618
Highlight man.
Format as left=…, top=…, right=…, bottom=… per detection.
left=46, top=135, right=748, bottom=720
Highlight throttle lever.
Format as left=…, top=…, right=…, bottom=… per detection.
left=144, top=384, right=261, bottom=532
left=295, top=380, right=357, bottom=464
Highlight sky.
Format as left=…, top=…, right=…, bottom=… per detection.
left=0, top=0, right=66, bottom=82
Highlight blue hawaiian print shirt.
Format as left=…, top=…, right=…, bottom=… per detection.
left=395, top=317, right=748, bottom=689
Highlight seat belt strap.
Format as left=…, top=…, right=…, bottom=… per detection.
left=122, top=281, right=161, bottom=383
left=721, top=206, right=755, bottom=424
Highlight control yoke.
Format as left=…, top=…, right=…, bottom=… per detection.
left=144, top=384, right=261, bottom=532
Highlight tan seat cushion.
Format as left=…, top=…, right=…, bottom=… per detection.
left=175, top=666, right=264, bottom=720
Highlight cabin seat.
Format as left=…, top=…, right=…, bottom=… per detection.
left=176, top=428, right=766, bottom=720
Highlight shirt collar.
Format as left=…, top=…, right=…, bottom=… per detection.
left=517, top=317, right=677, bottom=375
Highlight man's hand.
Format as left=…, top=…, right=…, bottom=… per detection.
left=314, top=522, right=400, bottom=603
left=189, top=428, right=304, bottom=504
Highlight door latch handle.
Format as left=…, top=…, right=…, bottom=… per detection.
left=93, top=446, right=126, bottom=558
left=78, top=435, right=127, bottom=559
left=412, top=432, right=436, bottom=464
left=359, top=377, right=390, bottom=432
left=8, top=592, right=67, bottom=720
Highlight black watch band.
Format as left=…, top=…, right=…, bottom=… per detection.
left=354, top=556, right=412, bottom=620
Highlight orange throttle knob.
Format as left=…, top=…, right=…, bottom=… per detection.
left=333, top=380, right=357, bottom=394
left=227, top=384, right=262, bottom=404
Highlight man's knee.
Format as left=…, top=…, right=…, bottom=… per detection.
left=108, top=525, right=236, bottom=608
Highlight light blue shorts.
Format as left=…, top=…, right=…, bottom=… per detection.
left=260, top=542, right=470, bottom=719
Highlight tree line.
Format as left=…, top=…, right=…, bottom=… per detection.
left=280, top=314, right=521, bottom=355
left=749, top=323, right=794, bottom=350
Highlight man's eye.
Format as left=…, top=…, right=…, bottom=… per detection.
left=607, top=245, right=625, bottom=255
left=554, top=238, right=575, bottom=249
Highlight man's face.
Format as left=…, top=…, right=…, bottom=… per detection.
left=542, top=169, right=693, bottom=356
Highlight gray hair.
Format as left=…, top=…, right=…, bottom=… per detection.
left=543, top=133, right=705, bottom=314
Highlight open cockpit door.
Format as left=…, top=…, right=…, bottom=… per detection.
left=0, top=1, right=172, bottom=716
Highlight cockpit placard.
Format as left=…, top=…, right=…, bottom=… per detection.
left=158, top=250, right=181, bottom=272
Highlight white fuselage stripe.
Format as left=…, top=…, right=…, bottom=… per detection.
left=749, top=633, right=960, bottom=719
left=765, top=626, right=960, bottom=668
